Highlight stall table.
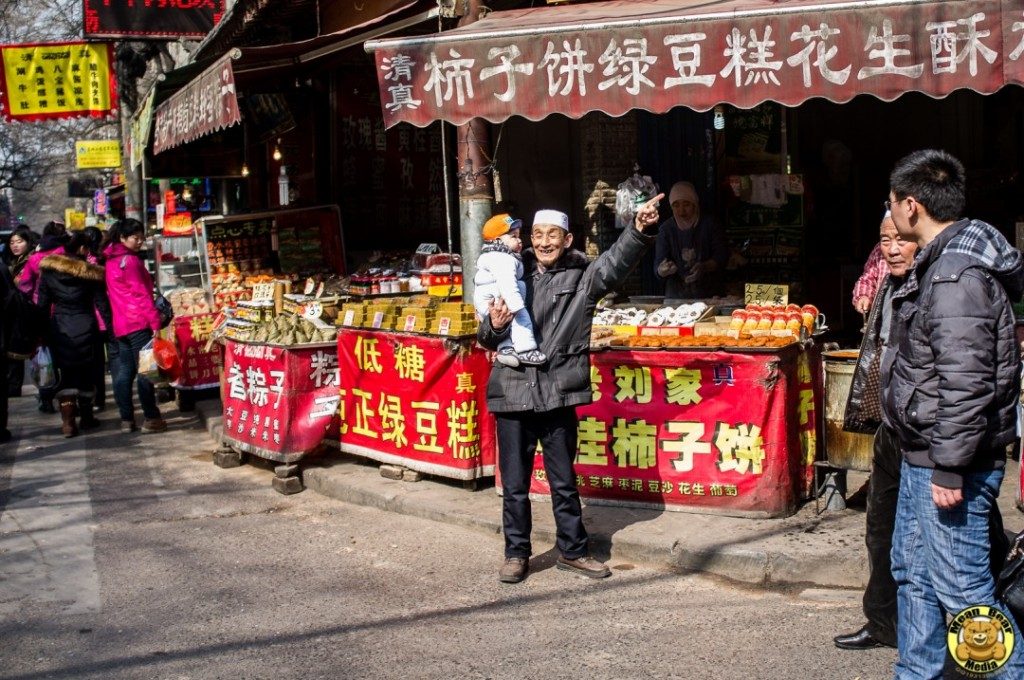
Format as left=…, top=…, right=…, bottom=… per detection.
left=337, top=328, right=497, bottom=481
left=220, top=339, right=342, bottom=490
left=522, top=344, right=819, bottom=518
left=169, top=313, right=222, bottom=410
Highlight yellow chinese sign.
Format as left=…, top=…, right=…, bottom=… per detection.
left=0, top=41, right=116, bottom=122
left=64, top=210, right=86, bottom=231
left=75, top=140, right=121, bottom=169
left=744, top=283, right=789, bottom=306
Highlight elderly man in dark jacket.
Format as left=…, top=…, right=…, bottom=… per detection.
left=884, top=149, right=1024, bottom=678
left=479, top=196, right=661, bottom=584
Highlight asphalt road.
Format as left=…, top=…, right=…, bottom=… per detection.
left=1, top=399, right=896, bottom=680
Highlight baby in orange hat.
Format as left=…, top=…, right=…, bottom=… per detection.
left=473, top=214, right=547, bottom=367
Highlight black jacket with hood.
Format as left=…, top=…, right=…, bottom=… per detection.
left=881, top=219, right=1024, bottom=489
left=478, top=226, right=652, bottom=413
left=37, top=254, right=112, bottom=368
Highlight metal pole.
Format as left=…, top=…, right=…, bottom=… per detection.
left=454, top=0, right=493, bottom=302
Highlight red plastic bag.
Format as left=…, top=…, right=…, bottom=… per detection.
left=152, top=337, right=181, bottom=382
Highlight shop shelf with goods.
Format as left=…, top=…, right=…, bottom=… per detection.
left=152, top=233, right=221, bottom=410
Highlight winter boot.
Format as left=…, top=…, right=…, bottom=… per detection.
left=78, top=392, right=100, bottom=430
left=56, top=389, right=79, bottom=438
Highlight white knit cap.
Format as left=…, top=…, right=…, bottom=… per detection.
left=533, top=209, right=569, bottom=231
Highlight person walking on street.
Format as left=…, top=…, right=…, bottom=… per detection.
left=104, top=219, right=166, bottom=435
left=0, top=258, right=15, bottom=443
left=82, top=226, right=108, bottom=411
left=3, top=225, right=39, bottom=398
left=834, top=212, right=915, bottom=650
left=17, top=221, right=66, bottom=301
left=477, top=197, right=661, bottom=584
left=18, top=221, right=67, bottom=413
left=884, top=149, right=1024, bottom=678
left=36, top=233, right=112, bottom=437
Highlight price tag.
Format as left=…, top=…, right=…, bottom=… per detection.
left=437, top=317, right=451, bottom=336
left=371, top=311, right=385, bottom=329
left=251, top=283, right=275, bottom=301
left=303, top=301, right=323, bottom=320
left=403, top=314, right=417, bottom=332
left=744, top=283, right=789, bottom=306
left=343, top=310, right=355, bottom=326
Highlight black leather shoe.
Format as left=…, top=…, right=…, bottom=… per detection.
left=833, top=626, right=893, bottom=650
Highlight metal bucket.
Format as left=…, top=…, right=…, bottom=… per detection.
left=822, top=350, right=875, bottom=471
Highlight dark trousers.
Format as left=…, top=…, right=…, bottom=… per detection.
left=7, top=358, right=24, bottom=397
left=0, top=353, right=8, bottom=434
left=92, top=340, right=106, bottom=408
left=57, top=362, right=95, bottom=395
left=110, top=330, right=159, bottom=422
left=497, top=407, right=588, bottom=560
left=863, top=424, right=901, bottom=647
left=864, top=424, right=1009, bottom=647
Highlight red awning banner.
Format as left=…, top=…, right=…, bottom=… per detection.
left=0, top=41, right=117, bottom=122
left=366, top=0, right=1024, bottom=128
left=152, top=52, right=241, bottom=155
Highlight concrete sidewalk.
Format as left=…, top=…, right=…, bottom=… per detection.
left=194, top=399, right=1024, bottom=589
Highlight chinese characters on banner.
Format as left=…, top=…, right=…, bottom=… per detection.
left=152, top=53, right=241, bottom=154
left=172, top=314, right=222, bottom=389
left=524, top=347, right=818, bottom=517
left=222, top=341, right=341, bottom=462
left=84, top=0, right=225, bottom=40
left=0, top=42, right=116, bottom=122
left=337, top=330, right=497, bottom=480
left=372, top=0, right=1024, bottom=128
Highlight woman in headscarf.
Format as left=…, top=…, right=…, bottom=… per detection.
left=36, top=232, right=112, bottom=437
left=653, top=181, right=729, bottom=300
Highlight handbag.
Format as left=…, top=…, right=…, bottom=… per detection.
left=155, top=294, right=174, bottom=329
left=996, top=530, right=1024, bottom=624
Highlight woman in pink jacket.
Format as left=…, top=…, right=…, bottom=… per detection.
left=17, top=221, right=67, bottom=300
left=104, top=219, right=166, bottom=434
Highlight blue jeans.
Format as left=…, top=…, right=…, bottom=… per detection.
left=892, top=460, right=1023, bottom=679
left=110, top=330, right=160, bottom=422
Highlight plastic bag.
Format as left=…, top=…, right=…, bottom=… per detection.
left=615, top=171, right=659, bottom=230
left=30, top=346, right=57, bottom=389
left=138, top=340, right=161, bottom=383
left=153, top=337, right=181, bottom=382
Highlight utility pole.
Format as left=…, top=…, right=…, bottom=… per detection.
left=455, top=0, right=493, bottom=301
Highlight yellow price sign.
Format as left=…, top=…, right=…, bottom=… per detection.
left=744, top=283, right=789, bottom=306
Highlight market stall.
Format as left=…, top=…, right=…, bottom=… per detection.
left=336, top=308, right=496, bottom=481
left=331, top=294, right=822, bottom=516
left=527, top=343, right=819, bottom=518
left=220, top=337, right=342, bottom=492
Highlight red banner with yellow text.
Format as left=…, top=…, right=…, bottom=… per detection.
left=222, top=340, right=341, bottom=462
left=0, top=41, right=116, bottom=122
left=337, top=329, right=497, bottom=480
left=172, top=314, right=221, bottom=389
left=524, top=347, right=818, bottom=517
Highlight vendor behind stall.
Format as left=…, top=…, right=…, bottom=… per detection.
left=654, top=181, right=728, bottom=299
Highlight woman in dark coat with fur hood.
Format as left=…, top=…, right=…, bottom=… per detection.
left=37, top=233, right=112, bottom=437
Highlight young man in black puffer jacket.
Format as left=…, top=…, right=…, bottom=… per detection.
left=883, top=149, right=1024, bottom=678
left=478, top=197, right=661, bottom=584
